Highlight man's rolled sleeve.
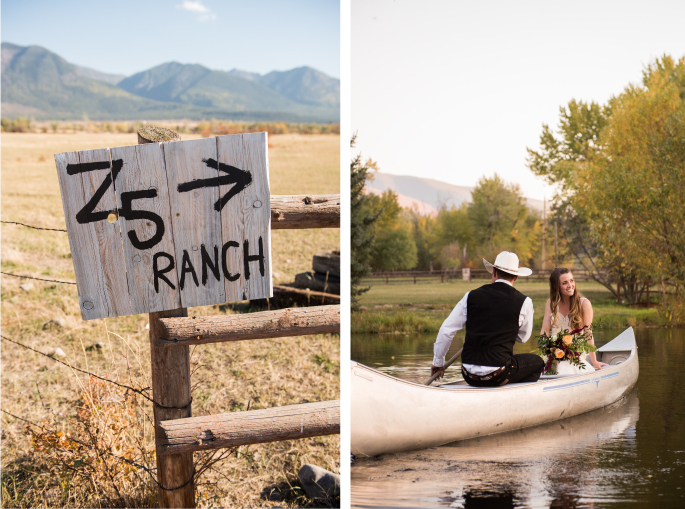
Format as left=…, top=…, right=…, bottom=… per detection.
left=517, top=297, right=534, bottom=343
left=433, top=292, right=468, bottom=366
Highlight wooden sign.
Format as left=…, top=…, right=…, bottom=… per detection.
left=55, top=133, right=272, bottom=320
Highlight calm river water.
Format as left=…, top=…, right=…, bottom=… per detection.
left=351, top=328, right=685, bottom=508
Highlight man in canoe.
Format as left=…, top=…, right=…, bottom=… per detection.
left=431, top=251, right=545, bottom=387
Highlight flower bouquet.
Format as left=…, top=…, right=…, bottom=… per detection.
left=535, top=326, right=597, bottom=375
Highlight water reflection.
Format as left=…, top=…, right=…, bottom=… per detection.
left=351, top=328, right=685, bottom=507
left=352, top=392, right=638, bottom=508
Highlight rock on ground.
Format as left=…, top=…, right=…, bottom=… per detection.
left=298, top=464, right=340, bottom=499
left=43, top=317, right=67, bottom=329
left=45, top=347, right=66, bottom=358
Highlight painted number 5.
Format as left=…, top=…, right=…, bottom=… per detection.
left=67, top=159, right=165, bottom=250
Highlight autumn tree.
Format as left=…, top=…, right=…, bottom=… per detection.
left=577, top=56, right=685, bottom=291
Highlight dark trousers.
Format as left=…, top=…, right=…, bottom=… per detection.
left=462, top=353, right=545, bottom=387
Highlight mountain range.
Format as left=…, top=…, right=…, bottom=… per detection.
left=366, top=172, right=544, bottom=216
left=1, top=42, right=339, bottom=122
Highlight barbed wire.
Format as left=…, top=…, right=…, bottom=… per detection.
left=0, top=334, right=194, bottom=413
left=1, top=220, right=67, bottom=232
left=1, top=271, right=76, bottom=285
left=0, top=334, right=154, bottom=403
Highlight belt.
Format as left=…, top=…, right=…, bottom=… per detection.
left=462, top=365, right=506, bottom=381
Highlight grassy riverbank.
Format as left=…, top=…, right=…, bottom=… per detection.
left=1, top=132, right=340, bottom=508
left=353, top=279, right=668, bottom=334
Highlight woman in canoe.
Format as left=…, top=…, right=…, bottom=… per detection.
left=541, top=268, right=608, bottom=374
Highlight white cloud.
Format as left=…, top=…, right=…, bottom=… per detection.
left=178, top=1, right=216, bottom=21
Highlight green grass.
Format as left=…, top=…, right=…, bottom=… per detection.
left=355, top=278, right=665, bottom=334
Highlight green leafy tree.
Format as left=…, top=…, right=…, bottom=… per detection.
left=351, top=135, right=380, bottom=310
left=366, top=190, right=418, bottom=271
left=370, top=225, right=418, bottom=271
left=527, top=99, right=610, bottom=191
left=433, top=203, right=474, bottom=269
left=409, top=211, right=437, bottom=270
left=526, top=99, right=621, bottom=294
left=467, top=174, right=540, bottom=266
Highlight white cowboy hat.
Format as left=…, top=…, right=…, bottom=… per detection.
left=483, top=251, right=532, bottom=277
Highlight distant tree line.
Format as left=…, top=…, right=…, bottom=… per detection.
left=0, top=117, right=340, bottom=136
left=352, top=167, right=545, bottom=276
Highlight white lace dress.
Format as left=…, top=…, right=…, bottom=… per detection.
left=551, top=303, right=595, bottom=375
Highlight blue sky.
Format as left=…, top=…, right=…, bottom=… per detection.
left=1, top=0, right=340, bottom=78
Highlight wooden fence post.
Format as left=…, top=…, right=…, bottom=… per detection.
left=140, top=127, right=195, bottom=508
left=150, top=309, right=194, bottom=508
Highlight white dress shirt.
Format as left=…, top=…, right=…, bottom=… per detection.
left=432, top=279, right=534, bottom=375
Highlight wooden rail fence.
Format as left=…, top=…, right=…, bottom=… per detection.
left=142, top=133, right=340, bottom=508
left=363, top=268, right=601, bottom=285
left=364, top=270, right=678, bottom=306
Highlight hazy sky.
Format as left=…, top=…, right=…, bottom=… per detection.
left=1, top=0, right=340, bottom=78
left=352, top=0, right=685, bottom=200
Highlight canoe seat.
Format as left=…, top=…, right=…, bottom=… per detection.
left=598, top=351, right=630, bottom=365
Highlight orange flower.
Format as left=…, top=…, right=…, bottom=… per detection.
left=555, top=349, right=565, bottom=359
left=562, top=335, right=573, bottom=345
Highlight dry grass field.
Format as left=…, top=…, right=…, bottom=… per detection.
left=1, top=132, right=340, bottom=507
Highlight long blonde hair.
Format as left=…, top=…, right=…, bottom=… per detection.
left=549, top=267, right=584, bottom=331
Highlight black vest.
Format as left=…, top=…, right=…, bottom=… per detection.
left=461, top=282, right=528, bottom=367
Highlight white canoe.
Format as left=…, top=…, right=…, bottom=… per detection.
left=351, top=327, right=639, bottom=457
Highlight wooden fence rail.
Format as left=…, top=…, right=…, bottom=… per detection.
left=158, top=400, right=340, bottom=455
left=155, top=305, right=340, bottom=348
left=271, top=194, right=340, bottom=229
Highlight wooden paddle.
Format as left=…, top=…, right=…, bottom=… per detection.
left=423, top=348, right=463, bottom=385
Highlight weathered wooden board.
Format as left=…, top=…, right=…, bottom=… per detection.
left=55, top=148, right=132, bottom=319
left=164, top=138, right=226, bottom=309
left=110, top=143, right=181, bottom=314
left=54, top=134, right=273, bottom=320
left=216, top=133, right=272, bottom=302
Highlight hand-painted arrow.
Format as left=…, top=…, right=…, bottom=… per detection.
left=177, top=158, right=253, bottom=211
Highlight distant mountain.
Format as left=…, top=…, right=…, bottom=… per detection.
left=1, top=43, right=198, bottom=120
left=72, top=64, right=124, bottom=86
left=228, top=66, right=339, bottom=108
left=227, top=69, right=261, bottom=82
left=366, top=172, right=544, bottom=213
left=1, top=43, right=340, bottom=122
left=259, top=67, right=340, bottom=108
left=118, top=62, right=337, bottom=119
